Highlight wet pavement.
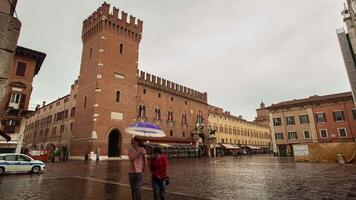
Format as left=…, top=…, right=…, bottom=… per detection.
left=0, top=155, right=356, bottom=200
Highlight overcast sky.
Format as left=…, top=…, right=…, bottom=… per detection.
left=16, top=0, right=349, bottom=120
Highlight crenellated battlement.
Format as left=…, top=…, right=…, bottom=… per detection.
left=137, top=70, right=208, bottom=104
left=82, top=2, right=143, bottom=42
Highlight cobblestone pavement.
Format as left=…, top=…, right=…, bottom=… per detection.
left=0, top=156, right=356, bottom=200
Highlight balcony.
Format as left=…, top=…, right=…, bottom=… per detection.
left=4, top=125, right=16, bottom=133
left=167, top=120, right=175, bottom=126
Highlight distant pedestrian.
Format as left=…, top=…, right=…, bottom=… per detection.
left=128, top=137, right=147, bottom=200
left=150, top=147, right=168, bottom=200
left=234, top=151, right=238, bottom=159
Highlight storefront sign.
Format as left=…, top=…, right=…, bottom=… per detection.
left=293, top=144, right=309, bottom=156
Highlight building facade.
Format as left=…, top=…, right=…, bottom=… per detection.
left=0, top=46, right=46, bottom=153
left=267, top=92, right=356, bottom=156
left=0, top=0, right=21, bottom=112
left=24, top=80, right=77, bottom=158
left=338, top=0, right=356, bottom=104
left=208, top=105, right=271, bottom=156
left=24, top=3, right=209, bottom=160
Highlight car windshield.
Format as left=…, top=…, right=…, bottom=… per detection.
left=0, top=156, right=3, bottom=160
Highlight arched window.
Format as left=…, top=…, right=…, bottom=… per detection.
left=116, top=91, right=120, bottom=102
left=84, top=96, right=87, bottom=108
left=119, top=43, right=123, bottom=54
left=181, top=112, right=187, bottom=125
left=168, top=111, right=174, bottom=122
left=154, top=107, right=161, bottom=120
left=89, top=48, right=92, bottom=58
left=138, top=105, right=146, bottom=118
left=196, top=111, right=203, bottom=123
left=219, top=125, right=223, bottom=133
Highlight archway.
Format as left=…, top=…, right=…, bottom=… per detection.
left=108, top=129, right=122, bottom=157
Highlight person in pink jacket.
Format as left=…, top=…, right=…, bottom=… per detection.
left=128, top=137, right=147, bottom=200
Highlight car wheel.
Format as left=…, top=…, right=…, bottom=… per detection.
left=31, top=166, right=41, bottom=174
left=0, top=167, right=4, bottom=175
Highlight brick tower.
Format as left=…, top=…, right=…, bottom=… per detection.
left=70, top=2, right=143, bottom=159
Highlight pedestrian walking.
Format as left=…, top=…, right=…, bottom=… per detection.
left=150, top=146, right=168, bottom=200
left=128, top=137, right=147, bottom=200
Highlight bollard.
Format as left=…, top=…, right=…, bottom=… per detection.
left=337, top=154, right=345, bottom=165
left=85, top=154, right=89, bottom=161
left=96, top=148, right=100, bottom=161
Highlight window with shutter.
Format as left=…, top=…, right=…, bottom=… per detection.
left=18, top=94, right=26, bottom=109
left=352, top=109, right=356, bottom=120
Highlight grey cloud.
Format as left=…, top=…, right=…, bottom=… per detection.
left=16, top=0, right=349, bottom=120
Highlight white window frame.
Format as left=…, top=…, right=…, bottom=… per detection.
left=287, top=131, right=297, bottom=140
left=286, top=116, right=295, bottom=126
left=315, top=112, right=326, bottom=123
left=303, top=130, right=311, bottom=139
left=319, top=129, right=328, bottom=138
left=333, top=110, right=345, bottom=122
left=337, top=127, right=347, bottom=137
left=273, top=117, right=282, bottom=126
left=9, top=92, right=21, bottom=109
left=275, top=132, right=284, bottom=140
left=300, top=114, right=309, bottom=124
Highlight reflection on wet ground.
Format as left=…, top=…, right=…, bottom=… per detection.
left=1, top=155, right=356, bottom=200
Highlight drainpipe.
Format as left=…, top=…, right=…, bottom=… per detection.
left=343, top=101, right=354, bottom=142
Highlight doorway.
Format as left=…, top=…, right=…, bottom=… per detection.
left=108, top=129, right=121, bottom=157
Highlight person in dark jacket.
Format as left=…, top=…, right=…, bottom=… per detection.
left=150, top=147, right=168, bottom=200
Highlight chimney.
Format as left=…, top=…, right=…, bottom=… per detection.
left=42, top=101, right=46, bottom=107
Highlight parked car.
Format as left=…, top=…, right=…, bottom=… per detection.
left=0, top=153, right=46, bottom=175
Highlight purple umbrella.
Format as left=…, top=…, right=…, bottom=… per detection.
left=125, top=122, right=165, bottom=137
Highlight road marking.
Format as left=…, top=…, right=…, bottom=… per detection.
left=73, top=175, right=216, bottom=200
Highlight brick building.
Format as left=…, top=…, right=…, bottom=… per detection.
left=0, top=46, right=46, bottom=153
left=265, top=92, right=356, bottom=156
left=24, top=3, right=209, bottom=160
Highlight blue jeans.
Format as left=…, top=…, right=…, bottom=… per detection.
left=152, top=177, right=166, bottom=200
left=129, top=173, right=143, bottom=200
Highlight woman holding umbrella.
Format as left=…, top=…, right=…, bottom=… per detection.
left=128, top=137, right=147, bottom=200
left=125, top=121, right=166, bottom=200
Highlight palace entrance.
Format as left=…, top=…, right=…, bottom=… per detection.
left=108, top=129, right=122, bottom=157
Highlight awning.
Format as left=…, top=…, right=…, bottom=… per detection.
left=159, top=143, right=173, bottom=147
left=246, top=145, right=261, bottom=150
left=210, top=144, right=221, bottom=148
left=222, top=144, right=240, bottom=150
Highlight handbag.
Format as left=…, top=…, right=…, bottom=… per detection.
left=164, top=176, right=170, bottom=186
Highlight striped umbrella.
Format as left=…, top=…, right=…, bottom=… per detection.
left=125, top=122, right=165, bottom=137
